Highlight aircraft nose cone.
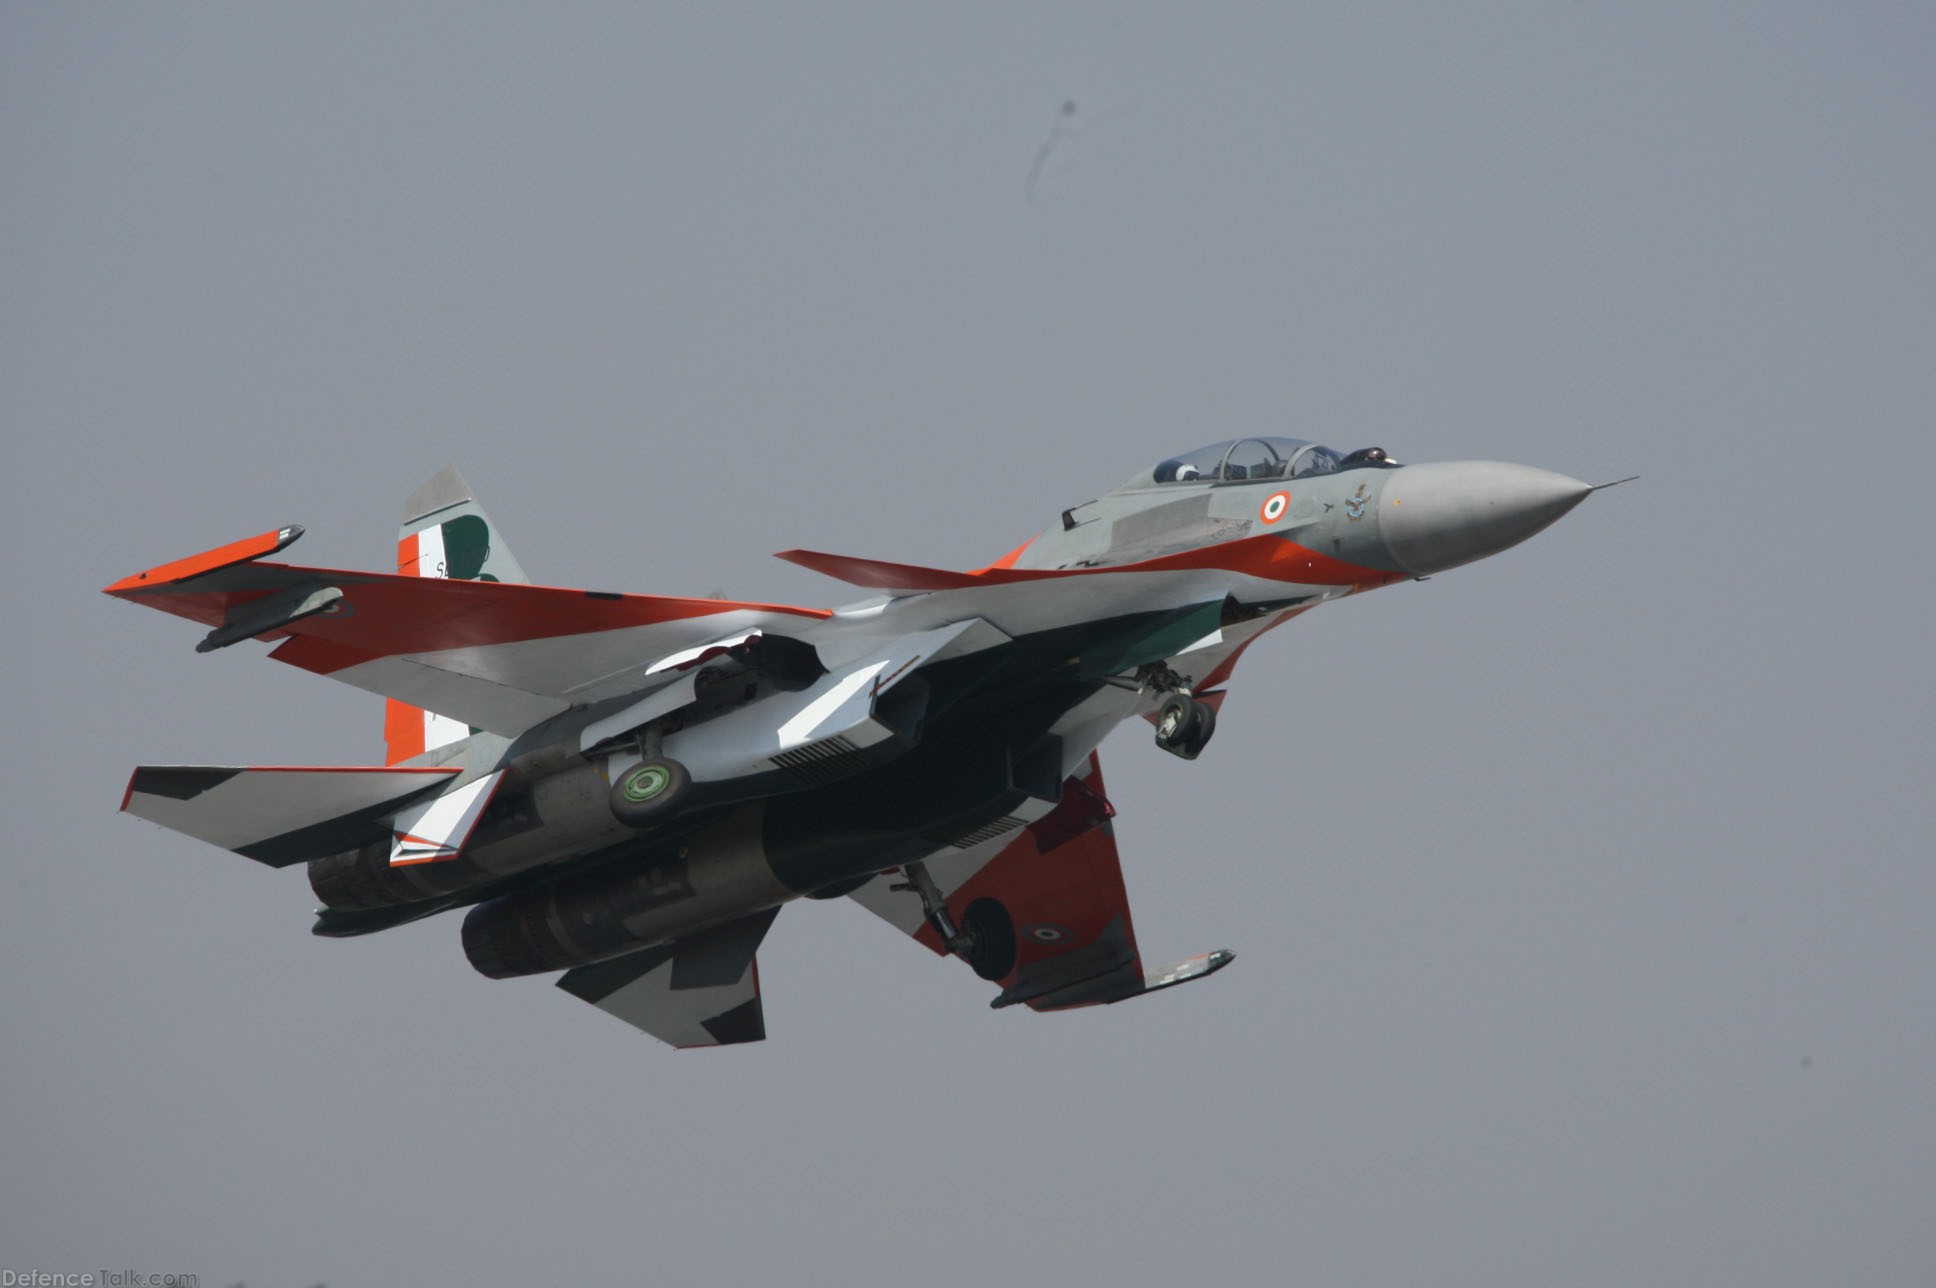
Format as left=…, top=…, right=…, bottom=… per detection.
left=1381, top=461, right=1594, bottom=576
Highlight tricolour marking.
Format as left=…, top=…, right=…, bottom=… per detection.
left=384, top=530, right=435, bottom=764
left=412, top=522, right=448, bottom=578
left=386, top=526, right=471, bottom=762
left=1259, top=491, right=1290, bottom=524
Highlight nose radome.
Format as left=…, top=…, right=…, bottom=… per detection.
left=1381, top=461, right=1594, bottom=576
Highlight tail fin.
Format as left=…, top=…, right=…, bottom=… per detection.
left=384, top=467, right=532, bottom=764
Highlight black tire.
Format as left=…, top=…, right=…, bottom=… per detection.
left=961, top=897, right=1018, bottom=981
left=1180, top=697, right=1217, bottom=757
left=608, top=757, right=692, bottom=827
left=1154, top=694, right=1207, bottom=758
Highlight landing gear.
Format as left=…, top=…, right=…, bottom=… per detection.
left=1153, top=694, right=1217, bottom=760
left=960, top=899, right=1018, bottom=981
left=893, top=862, right=1018, bottom=981
left=609, top=757, right=691, bottom=827
left=1123, top=662, right=1216, bottom=761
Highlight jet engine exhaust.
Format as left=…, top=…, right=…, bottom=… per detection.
left=461, top=806, right=791, bottom=978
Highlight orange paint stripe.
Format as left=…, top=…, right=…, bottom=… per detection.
left=1129, top=534, right=1402, bottom=587
left=973, top=538, right=1035, bottom=573
left=385, top=530, right=428, bottom=764
left=384, top=698, right=427, bottom=765
left=786, top=533, right=1399, bottom=594
left=104, top=527, right=297, bottom=594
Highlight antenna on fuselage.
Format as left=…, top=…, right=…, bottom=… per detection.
left=1061, top=499, right=1099, bottom=531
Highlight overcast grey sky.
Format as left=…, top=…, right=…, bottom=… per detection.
left=5, top=5, right=1933, bottom=1285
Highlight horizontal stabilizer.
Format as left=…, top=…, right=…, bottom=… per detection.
left=558, top=908, right=780, bottom=1047
left=122, top=766, right=458, bottom=868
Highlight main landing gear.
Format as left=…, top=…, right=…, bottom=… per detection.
left=609, top=756, right=692, bottom=827
left=608, top=718, right=697, bottom=828
left=893, top=861, right=1017, bottom=981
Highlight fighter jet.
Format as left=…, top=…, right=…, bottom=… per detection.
left=108, top=439, right=1609, bottom=1047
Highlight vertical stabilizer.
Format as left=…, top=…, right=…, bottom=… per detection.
left=384, top=467, right=532, bottom=764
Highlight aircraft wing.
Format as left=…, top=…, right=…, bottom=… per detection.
left=848, top=755, right=1234, bottom=1010
left=104, top=527, right=831, bottom=737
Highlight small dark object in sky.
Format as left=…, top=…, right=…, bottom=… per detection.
left=1026, top=99, right=1079, bottom=200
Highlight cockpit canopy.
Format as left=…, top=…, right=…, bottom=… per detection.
left=1133, top=437, right=1344, bottom=490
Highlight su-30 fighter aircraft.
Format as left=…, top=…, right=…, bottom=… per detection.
left=110, top=439, right=1615, bottom=1047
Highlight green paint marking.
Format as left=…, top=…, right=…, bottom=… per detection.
left=440, top=514, right=492, bottom=580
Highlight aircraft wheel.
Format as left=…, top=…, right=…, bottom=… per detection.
left=1181, top=698, right=1217, bottom=757
left=609, top=757, right=692, bottom=827
left=961, top=897, right=1017, bottom=981
left=1154, top=695, right=1209, bottom=760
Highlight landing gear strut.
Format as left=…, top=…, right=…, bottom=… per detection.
left=893, top=861, right=1017, bottom=981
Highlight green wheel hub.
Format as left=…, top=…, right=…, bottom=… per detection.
left=621, top=763, right=673, bottom=802
left=608, top=756, right=692, bottom=828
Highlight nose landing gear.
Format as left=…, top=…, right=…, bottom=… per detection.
left=1153, top=693, right=1217, bottom=760
left=1104, top=662, right=1220, bottom=760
